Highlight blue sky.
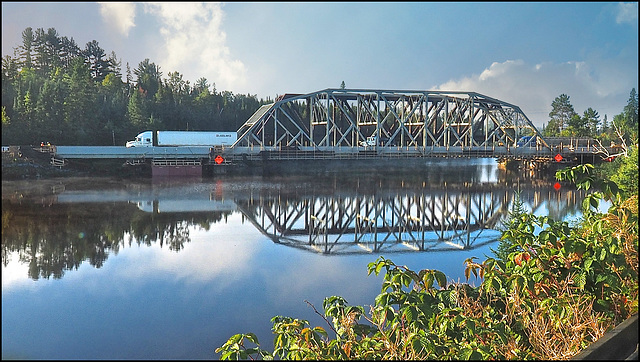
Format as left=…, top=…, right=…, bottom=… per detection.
left=2, top=2, right=638, bottom=127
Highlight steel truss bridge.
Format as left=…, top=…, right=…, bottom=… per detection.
left=234, top=183, right=581, bottom=255
left=222, top=88, right=593, bottom=163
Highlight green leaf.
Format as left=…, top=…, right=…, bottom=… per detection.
left=584, top=258, right=593, bottom=271
left=424, top=273, right=435, bottom=289
left=573, top=241, right=587, bottom=255
left=564, top=239, right=574, bottom=252
left=401, top=273, right=412, bottom=287
left=465, top=319, right=476, bottom=334
left=403, top=306, right=417, bottom=322
left=375, top=261, right=384, bottom=275
left=313, top=326, right=327, bottom=337
left=245, top=332, right=259, bottom=345
left=220, top=350, right=235, bottom=360
left=598, top=248, right=607, bottom=261
left=434, top=271, right=447, bottom=289
left=375, top=292, right=390, bottom=306
left=470, top=350, right=483, bottom=360
left=385, top=306, right=396, bottom=322
left=491, top=277, right=502, bottom=291
left=448, top=289, right=458, bottom=305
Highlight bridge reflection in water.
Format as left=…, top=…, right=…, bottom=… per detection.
left=46, top=173, right=582, bottom=256
left=234, top=182, right=577, bottom=255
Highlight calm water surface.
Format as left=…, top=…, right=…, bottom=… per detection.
left=2, top=159, right=585, bottom=359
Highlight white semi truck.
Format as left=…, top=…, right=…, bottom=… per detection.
left=125, top=131, right=237, bottom=147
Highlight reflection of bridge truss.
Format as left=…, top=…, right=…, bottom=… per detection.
left=228, top=89, right=551, bottom=159
left=235, top=185, right=561, bottom=255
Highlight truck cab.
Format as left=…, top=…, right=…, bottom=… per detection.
left=126, top=131, right=153, bottom=147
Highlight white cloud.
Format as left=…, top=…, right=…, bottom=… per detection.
left=110, top=219, right=261, bottom=287
left=433, top=59, right=636, bottom=127
left=142, top=2, right=247, bottom=91
left=98, top=2, right=137, bottom=36
left=616, top=2, right=638, bottom=24
left=1, top=255, right=37, bottom=290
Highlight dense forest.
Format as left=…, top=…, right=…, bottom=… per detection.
left=2, top=26, right=638, bottom=149
left=1, top=27, right=270, bottom=146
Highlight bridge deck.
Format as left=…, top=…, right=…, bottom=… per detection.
left=50, top=144, right=602, bottom=164
left=52, top=146, right=214, bottom=159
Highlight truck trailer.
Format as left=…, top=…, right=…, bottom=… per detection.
left=126, top=131, right=237, bottom=147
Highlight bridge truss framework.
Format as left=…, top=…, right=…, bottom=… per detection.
left=229, top=89, right=552, bottom=159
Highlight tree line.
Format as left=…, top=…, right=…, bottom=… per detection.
left=1, top=27, right=271, bottom=146
left=542, top=90, right=638, bottom=146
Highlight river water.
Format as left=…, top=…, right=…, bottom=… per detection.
left=1, top=159, right=585, bottom=359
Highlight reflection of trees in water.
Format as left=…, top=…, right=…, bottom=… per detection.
left=1, top=202, right=132, bottom=279
left=1, top=200, right=230, bottom=280
left=128, top=212, right=226, bottom=251
left=1, top=168, right=583, bottom=280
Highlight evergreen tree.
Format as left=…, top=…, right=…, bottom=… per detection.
left=582, top=107, right=600, bottom=136
left=126, top=62, right=133, bottom=88
left=108, top=51, right=122, bottom=79
left=127, top=87, right=148, bottom=130
left=83, top=40, right=110, bottom=82
left=133, top=58, right=162, bottom=99
left=545, top=94, right=577, bottom=137
left=19, top=27, right=34, bottom=70
left=98, top=73, right=129, bottom=145
left=193, top=77, right=210, bottom=95
left=63, top=57, right=97, bottom=144
left=0, top=26, right=286, bottom=145
left=59, top=36, right=80, bottom=68
left=44, top=27, right=62, bottom=71
left=35, top=73, right=67, bottom=143
left=601, top=114, right=609, bottom=134
left=623, top=88, right=638, bottom=138
left=2, top=55, right=19, bottom=115
left=32, top=27, right=48, bottom=75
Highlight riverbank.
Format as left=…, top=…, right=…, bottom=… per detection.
left=1, top=146, right=139, bottom=180
left=2, top=146, right=79, bottom=180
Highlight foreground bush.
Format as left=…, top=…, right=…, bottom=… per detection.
left=216, top=164, right=638, bottom=360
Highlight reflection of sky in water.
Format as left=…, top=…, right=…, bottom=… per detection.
left=2, top=163, right=585, bottom=359
left=2, top=214, right=495, bottom=360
